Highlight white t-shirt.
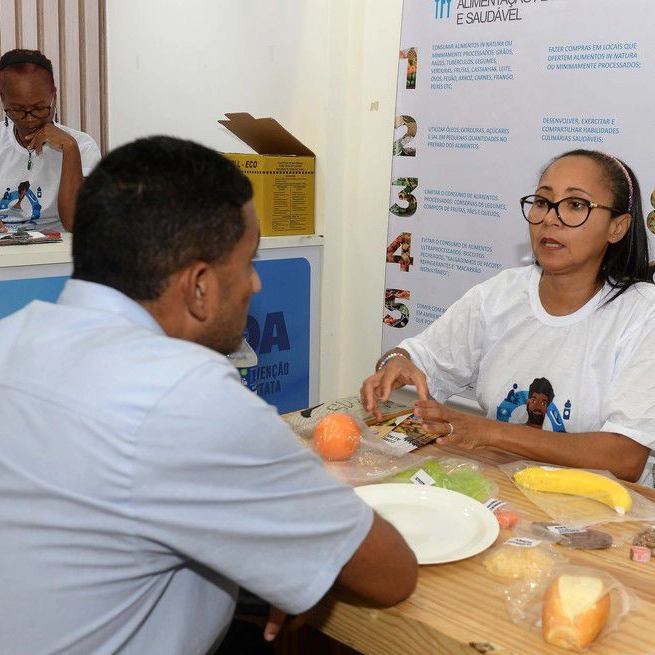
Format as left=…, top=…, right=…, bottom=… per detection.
left=399, top=265, right=655, bottom=486
left=0, top=120, right=100, bottom=232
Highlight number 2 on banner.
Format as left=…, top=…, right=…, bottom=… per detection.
left=384, top=288, right=410, bottom=328
left=393, top=115, right=417, bottom=157
left=386, top=232, right=413, bottom=272
left=389, top=177, right=418, bottom=217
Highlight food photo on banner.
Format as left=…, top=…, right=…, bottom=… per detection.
left=383, top=0, right=655, bottom=363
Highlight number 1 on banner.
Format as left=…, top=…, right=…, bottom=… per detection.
left=399, top=47, right=417, bottom=90
left=386, top=232, right=413, bottom=272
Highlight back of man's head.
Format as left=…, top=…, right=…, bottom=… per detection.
left=72, top=136, right=253, bottom=300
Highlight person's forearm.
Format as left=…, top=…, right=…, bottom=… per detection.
left=57, top=142, right=84, bottom=231
left=418, top=403, right=650, bottom=482
left=486, top=420, right=649, bottom=482
left=335, top=513, right=417, bottom=606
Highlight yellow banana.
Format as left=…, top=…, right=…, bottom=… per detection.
left=513, top=467, right=632, bottom=515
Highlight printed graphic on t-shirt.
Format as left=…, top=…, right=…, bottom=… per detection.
left=496, top=378, right=567, bottom=432
left=0, top=181, right=42, bottom=223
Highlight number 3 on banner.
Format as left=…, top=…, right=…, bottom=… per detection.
left=389, top=177, right=418, bottom=217
left=386, top=232, right=413, bottom=272
left=384, top=288, right=410, bottom=328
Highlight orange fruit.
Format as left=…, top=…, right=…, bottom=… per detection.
left=313, top=413, right=361, bottom=461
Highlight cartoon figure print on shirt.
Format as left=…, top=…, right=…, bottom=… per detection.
left=0, top=180, right=42, bottom=224
left=496, top=377, right=567, bottom=432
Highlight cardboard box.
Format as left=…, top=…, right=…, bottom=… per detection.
left=219, top=113, right=315, bottom=236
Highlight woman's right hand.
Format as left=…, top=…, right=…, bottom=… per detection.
left=360, top=354, right=430, bottom=421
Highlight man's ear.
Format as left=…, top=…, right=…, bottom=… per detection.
left=183, top=261, right=213, bottom=322
left=609, top=213, right=632, bottom=243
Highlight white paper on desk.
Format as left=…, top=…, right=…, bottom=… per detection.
left=0, top=230, right=46, bottom=239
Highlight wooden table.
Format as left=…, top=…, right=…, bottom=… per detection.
left=307, top=443, right=655, bottom=655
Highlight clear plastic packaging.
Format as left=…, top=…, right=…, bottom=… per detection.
left=483, top=498, right=522, bottom=530
left=297, top=411, right=426, bottom=486
left=482, top=533, right=568, bottom=580
left=226, top=338, right=258, bottom=392
left=504, top=565, right=638, bottom=651
left=528, top=522, right=614, bottom=550
left=381, top=455, right=497, bottom=502
left=501, top=460, right=655, bottom=526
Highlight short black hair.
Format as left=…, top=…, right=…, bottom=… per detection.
left=0, top=48, right=54, bottom=85
left=528, top=377, right=554, bottom=404
left=72, top=136, right=253, bottom=300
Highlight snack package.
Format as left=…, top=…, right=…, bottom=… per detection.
left=504, top=565, right=637, bottom=651
left=484, top=498, right=522, bottom=530
left=529, top=522, right=614, bottom=550
left=294, top=410, right=426, bottom=485
left=482, top=535, right=568, bottom=580
left=382, top=455, right=497, bottom=502
left=501, top=460, right=655, bottom=526
left=284, top=395, right=413, bottom=440
left=378, top=413, right=438, bottom=453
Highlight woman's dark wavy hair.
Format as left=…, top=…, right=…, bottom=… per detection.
left=539, top=149, right=651, bottom=302
left=72, top=136, right=252, bottom=300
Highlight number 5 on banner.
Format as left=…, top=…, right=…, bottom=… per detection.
left=386, top=232, right=413, bottom=272
left=389, top=177, right=418, bottom=217
left=384, top=288, right=410, bottom=328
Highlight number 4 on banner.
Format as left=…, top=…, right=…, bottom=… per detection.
left=386, top=232, right=413, bottom=272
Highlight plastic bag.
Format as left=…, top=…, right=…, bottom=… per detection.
left=293, top=410, right=425, bottom=486
left=483, top=498, right=523, bottom=530
left=528, top=521, right=615, bottom=550
left=482, top=534, right=568, bottom=580
left=504, top=564, right=638, bottom=651
left=381, top=455, right=497, bottom=502
left=501, top=460, right=655, bottom=526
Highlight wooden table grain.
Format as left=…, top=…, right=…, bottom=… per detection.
left=307, top=443, right=655, bottom=655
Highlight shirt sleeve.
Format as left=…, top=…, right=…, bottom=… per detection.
left=399, top=283, right=487, bottom=402
left=77, top=132, right=102, bottom=176
left=131, top=361, right=373, bottom=614
left=599, top=308, right=655, bottom=452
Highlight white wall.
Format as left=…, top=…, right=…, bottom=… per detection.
left=106, top=0, right=403, bottom=401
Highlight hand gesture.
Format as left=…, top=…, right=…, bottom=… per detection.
left=413, top=400, right=489, bottom=450
left=360, top=351, right=430, bottom=421
left=23, top=122, right=77, bottom=154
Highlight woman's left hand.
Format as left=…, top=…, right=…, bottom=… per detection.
left=24, top=122, right=77, bottom=154
left=413, top=400, right=489, bottom=450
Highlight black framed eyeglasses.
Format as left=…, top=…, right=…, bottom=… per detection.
left=520, top=194, right=624, bottom=228
left=4, top=96, right=54, bottom=121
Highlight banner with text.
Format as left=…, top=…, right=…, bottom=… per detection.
left=383, top=0, right=655, bottom=351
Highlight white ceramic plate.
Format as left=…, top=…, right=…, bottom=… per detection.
left=355, top=483, right=499, bottom=565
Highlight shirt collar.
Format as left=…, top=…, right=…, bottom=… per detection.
left=57, top=279, right=166, bottom=335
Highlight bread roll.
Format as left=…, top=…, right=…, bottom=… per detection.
left=542, top=574, right=610, bottom=650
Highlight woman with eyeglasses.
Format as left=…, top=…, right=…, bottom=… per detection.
left=362, top=149, right=655, bottom=484
left=0, top=49, right=100, bottom=233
